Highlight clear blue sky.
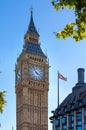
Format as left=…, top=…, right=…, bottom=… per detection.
left=0, top=0, right=86, bottom=130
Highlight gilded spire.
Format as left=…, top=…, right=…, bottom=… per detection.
left=24, top=7, right=40, bottom=44
left=26, top=7, right=39, bottom=36
left=30, top=6, right=33, bottom=16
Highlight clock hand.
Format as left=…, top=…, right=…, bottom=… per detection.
left=35, top=70, right=39, bottom=75
left=33, top=67, right=40, bottom=75
left=33, top=67, right=37, bottom=73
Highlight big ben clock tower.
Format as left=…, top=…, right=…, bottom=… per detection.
left=15, top=9, right=49, bottom=130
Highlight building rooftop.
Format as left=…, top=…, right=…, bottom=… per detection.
left=26, top=9, right=39, bottom=36
left=23, top=42, right=46, bottom=57
left=50, top=68, right=86, bottom=119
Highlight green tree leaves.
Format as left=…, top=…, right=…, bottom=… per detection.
left=51, top=0, right=86, bottom=41
left=0, top=91, right=6, bottom=113
left=57, top=23, right=74, bottom=39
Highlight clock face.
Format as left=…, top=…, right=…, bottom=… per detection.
left=16, top=68, right=21, bottom=82
left=29, top=66, right=44, bottom=80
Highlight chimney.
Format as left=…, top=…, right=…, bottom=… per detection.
left=72, top=68, right=85, bottom=92
left=77, top=68, right=85, bottom=83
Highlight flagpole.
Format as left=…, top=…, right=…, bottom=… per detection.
left=57, top=71, right=67, bottom=107
left=58, top=71, right=59, bottom=107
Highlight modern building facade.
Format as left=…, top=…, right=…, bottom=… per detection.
left=15, top=10, right=49, bottom=130
left=50, top=68, right=86, bottom=130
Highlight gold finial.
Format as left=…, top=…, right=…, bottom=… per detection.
left=30, top=6, right=33, bottom=15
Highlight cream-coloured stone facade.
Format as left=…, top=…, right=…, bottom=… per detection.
left=15, top=10, right=49, bottom=130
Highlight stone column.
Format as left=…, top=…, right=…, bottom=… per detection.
left=82, top=108, right=84, bottom=130
left=60, top=116, right=62, bottom=130
left=67, top=114, right=69, bottom=130
left=74, top=111, right=76, bottom=130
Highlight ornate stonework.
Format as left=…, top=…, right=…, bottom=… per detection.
left=15, top=10, right=49, bottom=130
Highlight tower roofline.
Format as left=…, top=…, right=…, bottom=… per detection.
left=26, top=8, right=39, bottom=36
